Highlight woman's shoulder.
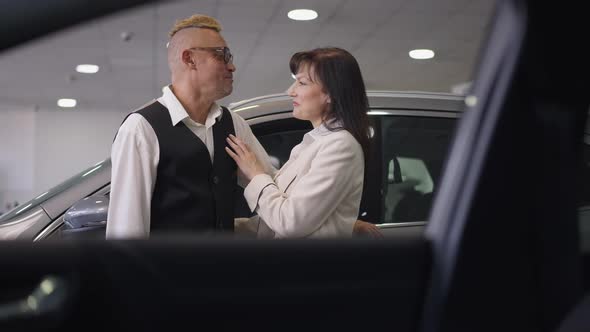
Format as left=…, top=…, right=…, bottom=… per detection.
left=323, top=128, right=357, bottom=142
left=318, top=129, right=362, bottom=153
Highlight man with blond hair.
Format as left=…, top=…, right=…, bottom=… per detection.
left=106, top=14, right=273, bottom=239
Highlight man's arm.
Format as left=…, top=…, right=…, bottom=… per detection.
left=106, top=114, right=158, bottom=239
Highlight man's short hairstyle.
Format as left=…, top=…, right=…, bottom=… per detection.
left=169, top=14, right=222, bottom=38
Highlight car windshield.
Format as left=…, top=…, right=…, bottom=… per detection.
left=0, top=159, right=111, bottom=225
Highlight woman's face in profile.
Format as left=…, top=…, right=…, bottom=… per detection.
left=287, top=65, right=331, bottom=128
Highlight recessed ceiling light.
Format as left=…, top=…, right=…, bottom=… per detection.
left=57, top=98, right=77, bottom=108
left=76, top=64, right=99, bottom=74
left=288, top=9, right=318, bottom=21
left=409, top=49, right=435, bottom=60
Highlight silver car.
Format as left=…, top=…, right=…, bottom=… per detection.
left=0, top=91, right=464, bottom=240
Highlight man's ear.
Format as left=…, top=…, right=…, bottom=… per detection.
left=182, top=50, right=195, bottom=68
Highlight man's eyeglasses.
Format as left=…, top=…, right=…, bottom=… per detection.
left=189, top=46, right=233, bottom=64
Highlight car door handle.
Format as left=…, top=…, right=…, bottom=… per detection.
left=0, top=275, right=71, bottom=321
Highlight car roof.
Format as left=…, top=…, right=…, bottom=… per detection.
left=229, top=90, right=465, bottom=120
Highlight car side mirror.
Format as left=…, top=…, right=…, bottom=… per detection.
left=63, top=195, right=109, bottom=229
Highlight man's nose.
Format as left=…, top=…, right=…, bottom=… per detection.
left=227, top=62, right=236, bottom=72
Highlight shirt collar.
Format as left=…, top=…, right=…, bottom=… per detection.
left=307, top=118, right=343, bottom=140
left=159, top=85, right=223, bottom=127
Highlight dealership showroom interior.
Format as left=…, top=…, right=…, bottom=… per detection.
left=1, top=1, right=589, bottom=331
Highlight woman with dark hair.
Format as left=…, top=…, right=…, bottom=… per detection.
left=226, top=47, right=381, bottom=238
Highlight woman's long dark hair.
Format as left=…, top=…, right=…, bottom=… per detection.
left=289, top=47, right=370, bottom=162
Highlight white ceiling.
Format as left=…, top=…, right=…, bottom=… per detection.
left=0, top=0, right=496, bottom=113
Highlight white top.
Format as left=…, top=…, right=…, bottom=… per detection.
left=244, top=123, right=365, bottom=238
left=106, top=85, right=273, bottom=239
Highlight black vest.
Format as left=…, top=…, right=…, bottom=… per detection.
left=125, top=101, right=237, bottom=233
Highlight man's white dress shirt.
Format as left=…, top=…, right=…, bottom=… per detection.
left=106, top=86, right=273, bottom=239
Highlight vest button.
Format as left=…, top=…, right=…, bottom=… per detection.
left=212, top=176, right=219, bottom=184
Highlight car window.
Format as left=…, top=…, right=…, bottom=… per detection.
left=0, top=1, right=495, bottom=242
left=380, top=115, right=457, bottom=223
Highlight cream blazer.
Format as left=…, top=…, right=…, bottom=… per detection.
left=244, top=123, right=365, bottom=238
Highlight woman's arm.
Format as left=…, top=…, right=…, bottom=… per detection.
left=234, top=134, right=364, bottom=237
